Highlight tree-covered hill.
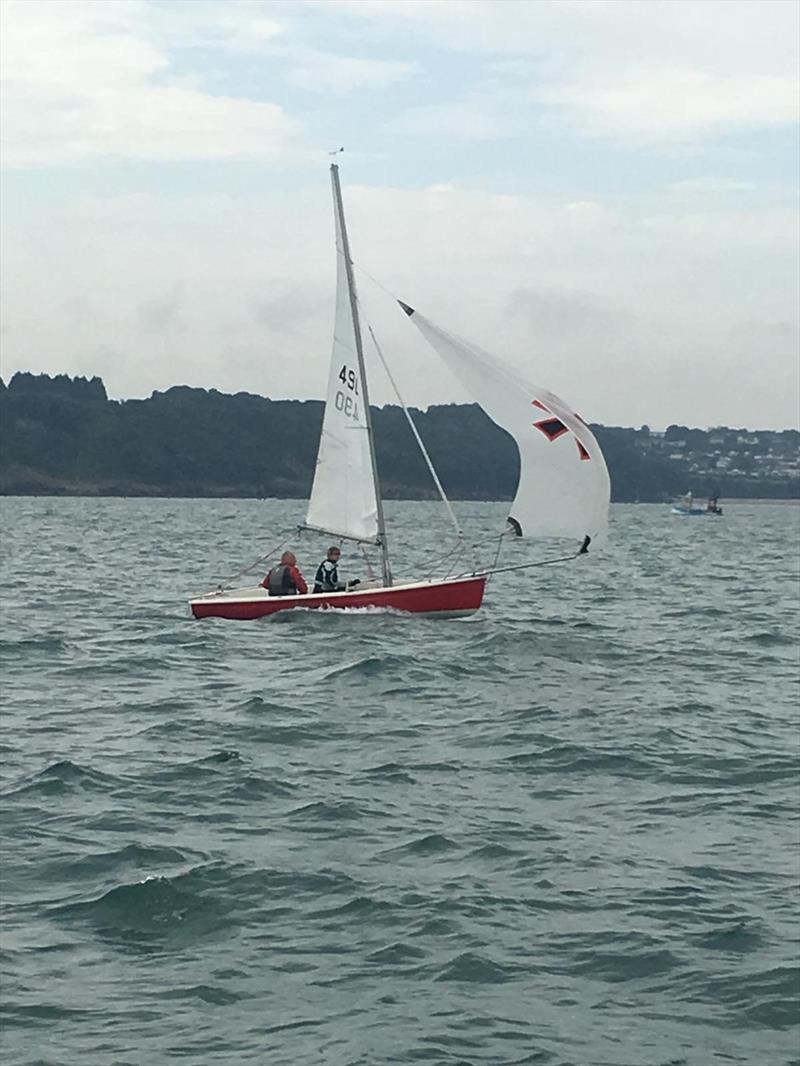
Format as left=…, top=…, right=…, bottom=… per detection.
left=0, top=372, right=797, bottom=501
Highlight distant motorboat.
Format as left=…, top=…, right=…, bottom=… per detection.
left=671, top=492, right=723, bottom=516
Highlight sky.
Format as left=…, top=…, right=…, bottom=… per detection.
left=0, top=0, right=798, bottom=430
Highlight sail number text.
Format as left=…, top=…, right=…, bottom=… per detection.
left=336, top=364, right=360, bottom=421
left=338, top=365, right=359, bottom=394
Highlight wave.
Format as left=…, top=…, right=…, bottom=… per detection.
left=407, top=760, right=462, bottom=773
left=47, top=860, right=360, bottom=945
left=2, top=759, right=124, bottom=799
left=468, top=842, right=521, bottom=861
left=227, top=774, right=297, bottom=800
left=287, top=800, right=363, bottom=822
left=236, top=695, right=307, bottom=716
left=157, top=983, right=242, bottom=1006
left=230, top=721, right=336, bottom=745
left=469, top=623, right=611, bottom=657
left=408, top=916, right=459, bottom=937
left=52, top=866, right=232, bottom=946
left=308, top=895, right=395, bottom=922
left=197, top=750, right=241, bottom=765
left=0, top=634, right=69, bottom=656
left=0, top=1003, right=95, bottom=1026
left=319, top=653, right=412, bottom=680
left=554, top=930, right=683, bottom=984
left=365, top=941, right=427, bottom=966
left=679, top=863, right=789, bottom=886
left=144, top=750, right=242, bottom=784
left=434, top=951, right=517, bottom=984
left=380, top=833, right=459, bottom=858
left=505, top=742, right=656, bottom=777
left=361, top=762, right=417, bottom=785
left=743, top=630, right=797, bottom=647
left=55, top=842, right=204, bottom=881
left=52, top=656, right=176, bottom=680
left=659, top=751, right=800, bottom=787
left=143, top=863, right=358, bottom=905
left=679, top=963, right=800, bottom=1029
left=229, top=701, right=336, bottom=744
left=692, top=922, right=767, bottom=954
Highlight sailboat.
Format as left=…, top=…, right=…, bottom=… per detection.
left=190, top=165, right=610, bottom=621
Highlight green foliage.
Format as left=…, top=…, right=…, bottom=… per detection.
left=0, top=372, right=797, bottom=500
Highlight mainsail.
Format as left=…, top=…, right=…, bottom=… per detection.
left=305, top=175, right=380, bottom=544
left=400, top=303, right=610, bottom=542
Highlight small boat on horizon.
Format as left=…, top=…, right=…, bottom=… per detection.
left=671, top=491, right=723, bottom=516
left=190, top=165, right=611, bottom=621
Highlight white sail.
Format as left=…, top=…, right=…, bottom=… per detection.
left=305, top=182, right=379, bottom=543
left=400, top=303, right=610, bottom=542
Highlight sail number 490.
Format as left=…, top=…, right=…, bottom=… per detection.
left=338, top=365, right=359, bottom=394
left=336, top=364, right=360, bottom=421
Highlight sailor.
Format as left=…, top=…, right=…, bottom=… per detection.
left=314, top=546, right=360, bottom=594
left=262, top=551, right=308, bottom=597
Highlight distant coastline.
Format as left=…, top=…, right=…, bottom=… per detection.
left=2, top=372, right=798, bottom=503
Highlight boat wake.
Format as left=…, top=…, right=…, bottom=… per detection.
left=267, top=603, right=412, bottom=622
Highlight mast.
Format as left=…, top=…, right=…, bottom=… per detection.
left=330, top=163, right=392, bottom=587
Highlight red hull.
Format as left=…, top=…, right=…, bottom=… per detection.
left=190, top=575, right=486, bottom=620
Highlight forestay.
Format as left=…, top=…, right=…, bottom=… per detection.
left=305, top=186, right=379, bottom=543
left=400, top=304, right=610, bottom=542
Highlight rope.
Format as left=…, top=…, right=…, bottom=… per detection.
left=486, top=531, right=505, bottom=585
left=216, top=530, right=296, bottom=590
left=475, top=536, right=591, bottom=579
left=359, top=542, right=377, bottom=581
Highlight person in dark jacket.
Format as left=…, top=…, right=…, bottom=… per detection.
left=262, top=551, right=308, bottom=596
left=314, top=546, right=360, bottom=594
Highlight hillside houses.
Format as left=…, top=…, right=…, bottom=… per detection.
left=653, top=426, right=800, bottom=483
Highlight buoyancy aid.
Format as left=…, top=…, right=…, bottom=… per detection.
left=267, top=564, right=296, bottom=597
left=314, top=558, right=342, bottom=593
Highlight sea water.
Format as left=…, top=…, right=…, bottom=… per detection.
left=1, top=498, right=798, bottom=1066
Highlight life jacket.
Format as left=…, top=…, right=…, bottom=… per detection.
left=314, top=559, right=341, bottom=593
left=267, top=564, right=297, bottom=597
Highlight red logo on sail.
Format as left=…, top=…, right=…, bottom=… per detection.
left=532, top=400, right=592, bottom=460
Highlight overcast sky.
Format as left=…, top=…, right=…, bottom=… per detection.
left=1, top=0, right=798, bottom=429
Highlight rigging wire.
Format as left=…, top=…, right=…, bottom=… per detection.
left=422, top=538, right=465, bottom=582
left=367, top=323, right=463, bottom=543
left=353, top=263, right=524, bottom=570
left=215, top=530, right=296, bottom=591
left=353, top=260, right=402, bottom=306
left=487, top=530, right=505, bottom=583
left=420, top=526, right=514, bottom=583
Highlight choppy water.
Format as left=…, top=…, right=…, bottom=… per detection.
left=1, top=498, right=798, bottom=1066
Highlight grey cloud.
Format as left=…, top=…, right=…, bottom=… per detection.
left=138, top=288, right=183, bottom=332
left=251, top=283, right=329, bottom=333
left=508, top=286, right=639, bottom=344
